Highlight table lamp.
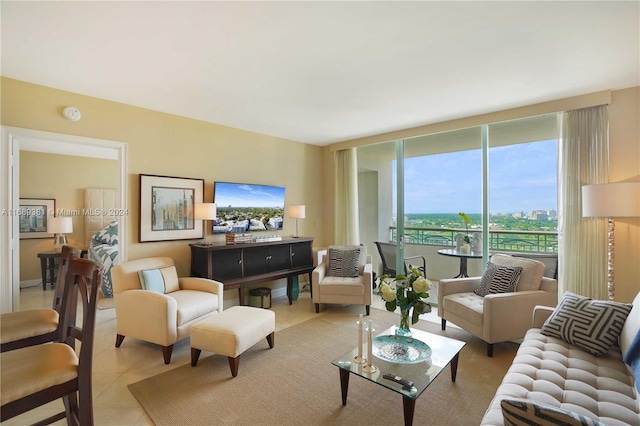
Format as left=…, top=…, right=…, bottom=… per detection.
left=48, top=216, right=73, bottom=252
left=289, top=205, right=305, bottom=238
left=582, top=182, right=640, bottom=300
left=194, top=203, right=217, bottom=245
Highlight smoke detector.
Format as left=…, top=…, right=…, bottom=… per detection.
left=63, top=106, right=81, bottom=121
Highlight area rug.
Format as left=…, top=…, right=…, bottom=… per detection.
left=128, top=307, right=517, bottom=425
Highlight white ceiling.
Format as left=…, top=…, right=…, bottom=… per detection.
left=2, top=1, right=639, bottom=146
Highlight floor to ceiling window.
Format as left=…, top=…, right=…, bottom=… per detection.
left=357, top=113, right=558, bottom=281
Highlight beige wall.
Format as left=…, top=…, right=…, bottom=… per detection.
left=19, top=152, right=118, bottom=281
left=2, top=77, right=325, bottom=300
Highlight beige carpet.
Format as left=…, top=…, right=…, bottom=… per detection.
left=128, top=307, right=517, bottom=425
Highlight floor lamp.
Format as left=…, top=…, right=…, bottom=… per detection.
left=582, top=182, right=640, bottom=300
left=289, top=205, right=305, bottom=238
left=194, top=203, right=217, bottom=246
left=48, top=216, right=73, bottom=252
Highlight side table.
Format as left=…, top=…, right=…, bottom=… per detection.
left=37, top=250, right=60, bottom=290
left=436, top=248, right=485, bottom=278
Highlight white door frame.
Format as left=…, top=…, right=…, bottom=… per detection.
left=1, top=126, right=128, bottom=313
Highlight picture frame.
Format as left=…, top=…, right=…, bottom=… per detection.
left=19, top=198, right=56, bottom=239
left=139, top=174, right=204, bottom=242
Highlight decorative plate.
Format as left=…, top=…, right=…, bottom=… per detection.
left=372, top=335, right=432, bottom=364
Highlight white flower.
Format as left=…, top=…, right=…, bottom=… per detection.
left=380, top=284, right=397, bottom=302
left=412, top=277, right=430, bottom=294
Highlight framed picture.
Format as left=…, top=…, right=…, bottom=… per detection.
left=139, top=174, right=204, bottom=242
left=19, top=198, right=55, bottom=239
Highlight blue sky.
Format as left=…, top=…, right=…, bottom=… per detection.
left=398, top=139, right=558, bottom=214
left=214, top=182, right=286, bottom=208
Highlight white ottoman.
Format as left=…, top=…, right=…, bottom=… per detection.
left=190, top=306, right=275, bottom=377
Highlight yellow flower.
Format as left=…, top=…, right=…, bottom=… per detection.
left=380, top=284, right=397, bottom=302
left=412, top=276, right=431, bottom=294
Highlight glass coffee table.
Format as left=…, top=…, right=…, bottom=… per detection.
left=331, top=325, right=465, bottom=426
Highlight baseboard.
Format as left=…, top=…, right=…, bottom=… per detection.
left=20, top=279, right=41, bottom=289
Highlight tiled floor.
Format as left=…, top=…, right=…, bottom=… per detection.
left=6, top=283, right=443, bottom=425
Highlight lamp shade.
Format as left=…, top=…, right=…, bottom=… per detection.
left=48, top=216, right=73, bottom=234
left=194, top=203, right=217, bottom=220
left=289, top=205, right=306, bottom=219
left=582, top=183, right=640, bottom=217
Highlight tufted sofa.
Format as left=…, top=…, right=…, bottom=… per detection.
left=481, top=292, right=640, bottom=425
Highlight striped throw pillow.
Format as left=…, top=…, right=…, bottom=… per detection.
left=501, top=398, right=604, bottom=426
left=328, top=248, right=361, bottom=278
left=541, top=291, right=632, bottom=356
left=474, top=262, right=522, bottom=297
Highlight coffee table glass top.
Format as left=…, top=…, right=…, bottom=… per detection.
left=331, top=326, right=465, bottom=400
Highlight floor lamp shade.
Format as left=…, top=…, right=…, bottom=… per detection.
left=582, top=183, right=640, bottom=217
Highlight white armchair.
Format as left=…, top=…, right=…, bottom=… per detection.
left=438, top=254, right=557, bottom=357
left=111, top=257, right=223, bottom=364
left=312, top=245, right=373, bottom=315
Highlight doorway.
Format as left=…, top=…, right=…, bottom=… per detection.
left=1, top=126, right=128, bottom=313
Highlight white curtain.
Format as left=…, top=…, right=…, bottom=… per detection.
left=559, top=105, right=609, bottom=299
left=334, top=148, right=360, bottom=245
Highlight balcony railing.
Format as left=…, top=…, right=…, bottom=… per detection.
left=390, top=226, right=558, bottom=253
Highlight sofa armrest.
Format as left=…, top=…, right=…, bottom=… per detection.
left=482, top=290, right=558, bottom=343
left=114, top=289, right=178, bottom=346
left=179, top=277, right=224, bottom=296
left=532, top=305, right=556, bottom=328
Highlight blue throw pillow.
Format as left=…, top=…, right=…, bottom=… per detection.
left=138, top=269, right=166, bottom=293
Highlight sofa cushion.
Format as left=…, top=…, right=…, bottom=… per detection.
left=474, top=262, right=523, bottom=297
left=541, top=291, right=633, bottom=356
left=491, top=253, right=544, bottom=291
left=317, top=276, right=365, bottom=296
left=481, top=328, right=640, bottom=425
left=168, top=290, right=220, bottom=326
left=328, top=247, right=361, bottom=278
left=501, top=398, right=604, bottom=426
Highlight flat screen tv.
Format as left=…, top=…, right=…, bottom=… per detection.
left=213, top=182, right=285, bottom=233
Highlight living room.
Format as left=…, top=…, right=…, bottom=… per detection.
left=1, top=2, right=639, bottom=425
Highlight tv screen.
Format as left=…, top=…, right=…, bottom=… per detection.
left=213, top=182, right=285, bottom=233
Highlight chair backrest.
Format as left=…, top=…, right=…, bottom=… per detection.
left=375, top=241, right=398, bottom=276
left=58, top=257, right=103, bottom=424
left=111, top=257, right=176, bottom=294
left=511, top=253, right=558, bottom=279
left=52, top=245, right=82, bottom=313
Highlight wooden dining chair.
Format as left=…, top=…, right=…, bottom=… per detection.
left=1, top=257, right=103, bottom=425
left=0, top=245, right=81, bottom=353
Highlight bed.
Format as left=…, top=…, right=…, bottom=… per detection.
left=84, top=188, right=119, bottom=298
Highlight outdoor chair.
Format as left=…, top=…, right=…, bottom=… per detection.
left=375, top=241, right=426, bottom=277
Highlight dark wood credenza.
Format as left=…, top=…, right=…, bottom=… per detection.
left=190, top=237, right=314, bottom=305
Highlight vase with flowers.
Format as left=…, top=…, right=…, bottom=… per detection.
left=458, top=212, right=473, bottom=253
left=379, top=265, right=433, bottom=336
